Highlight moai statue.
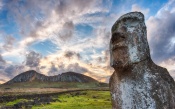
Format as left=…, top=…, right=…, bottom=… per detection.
left=109, top=12, right=175, bottom=109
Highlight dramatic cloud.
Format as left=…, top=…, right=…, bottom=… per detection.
left=4, top=65, right=18, bottom=77
left=48, top=63, right=59, bottom=75
left=5, top=0, right=111, bottom=40
left=146, top=0, right=175, bottom=79
left=0, top=64, right=27, bottom=82
left=25, top=51, right=42, bottom=68
left=159, top=56, right=175, bottom=79
left=2, top=35, right=16, bottom=51
left=0, top=54, right=6, bottom=64
left=48, top=62, right=88, bottom=76
left=0, top=0, right=175, bottom=83
left=66, top=63, right=88, bottom=73
left=147, top=1, right=175, bottom=63
left=0, top=1, right=3, bottom=10
left=0, top=79, right=6, bottom=84
left=64, top=51, right=81, bottom=59
left=58, top=21, right=75, bottom=41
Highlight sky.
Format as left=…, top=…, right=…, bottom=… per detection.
left=0, top=0, right=175, bottom=83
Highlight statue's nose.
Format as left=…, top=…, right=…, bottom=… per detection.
left=111, top=32, right=125, bottom=44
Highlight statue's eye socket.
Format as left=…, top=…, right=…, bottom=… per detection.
left=111, top=33, right=125, bottom=43
left=112, top=32, right=118, bottom=38
left=120, top=26, right=127, bottom=32
left=120, top=34, right=125, bottom=39
left=111, top=33, right=118, bottom=43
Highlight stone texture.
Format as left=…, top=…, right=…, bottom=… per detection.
left=109, top=12, right=175, bottom=109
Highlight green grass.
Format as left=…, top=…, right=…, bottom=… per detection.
left=33, top=91, right=111, bottom=109
left=5, top=99, right=28, bottom=106
left=0, top=81, right=108, bottom=89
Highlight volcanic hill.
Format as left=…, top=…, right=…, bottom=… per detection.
left=5, top=70, right=98, bottom=84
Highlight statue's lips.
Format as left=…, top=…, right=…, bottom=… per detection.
left=112, top=41, right=126, bottom=51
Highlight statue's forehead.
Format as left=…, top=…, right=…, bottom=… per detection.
left=111, top=12, right=144, bottom=33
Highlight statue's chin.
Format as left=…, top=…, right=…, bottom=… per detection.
left=111, top=61, right=133, bottom=71
left=111, top=63, right=123, bottom=68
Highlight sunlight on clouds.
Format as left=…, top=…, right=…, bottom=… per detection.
left=0, top=0, right=175, bottom=83
left=160, top=57, right=175, bottom=71
left=160, top=56, right=175, bottom=79
left=38, top=49, right=113, bottom=82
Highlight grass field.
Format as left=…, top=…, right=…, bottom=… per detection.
left=33, top=91, right=111, bottom=109
left=0, top=81, right=106, bottom=89
left=0, top=81, right=108, bottom=96
left=0, top=82, right=111, bottom=109
left=0, top=90, right=111, bottom=109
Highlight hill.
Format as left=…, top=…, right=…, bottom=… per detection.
left=5, top=70, right=98, bottom=84
left=0, top=70, right=108, bottom=89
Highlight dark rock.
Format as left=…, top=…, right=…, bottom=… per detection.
left=109, top=12, right=175, bottom=109
left=14, top=102, right=23, bottom=108
left=26, top=100, right=34, bottom=105
left=4, top=88, right=11, bottom=90
left=33, top=99, right=40, bottom=105
left=105, top=99, right=110, bottom=101
left=25, top=105, right=32, bottom=109
left=0, top=106, right=14, bottom=109
left=75, top=92, right=80, bottom=96
left=92, top=95, right=97, bottom=99
left=39, top=97, right=52, bottom=103
left=57, top=99, right=62, bottom=102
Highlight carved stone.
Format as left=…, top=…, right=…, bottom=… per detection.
left=109, top=12, right=175, bottom=109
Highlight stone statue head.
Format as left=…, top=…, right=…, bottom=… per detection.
left=110, top=12, right=150, bottom=69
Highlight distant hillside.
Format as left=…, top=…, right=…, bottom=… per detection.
left=5, top=70, right=98, bottom=84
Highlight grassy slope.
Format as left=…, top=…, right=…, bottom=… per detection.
left=33, top=91, right=111, bottom=109
left=0, top=81, right=108, bottom=96
left=0, top=81, right=108, bottom=89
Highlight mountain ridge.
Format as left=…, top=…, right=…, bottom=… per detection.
left=5, top=70, right=98, bottom=84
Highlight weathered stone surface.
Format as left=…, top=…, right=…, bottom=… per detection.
left=109, top=12, right=175, bottom=109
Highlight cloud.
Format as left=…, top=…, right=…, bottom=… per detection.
left=2, top=35, right=16, bottom=51
left=2, top=64, right=27, bottom=79
left=93, top=28, right=111, bottom=48
left=0, top=73, right=10, bottom=84
left=48, top=63, right=59, bottom=75
left=67, top=63, right=88, bottom=73
left=25, top=51, right=42, bottom=68
left=144, top=0, right=175, bottom=80
left=58, top=21, right=75, bottom=41
left=64, top=51, right=81, bottom=59
left=160, top=56, right=175, bottom=79
left=47, top=61, right=88, bottom=76
left=40, top=66, right=46, bottom=69
left=38, top=48, right=113, bottom=82
left=160, top=56, right=175, bottom=71
left=5, top=0, right=111, bottom=40
left=0, top=1, right=3, bottom=10
left=146, top=1, right=175, bottom=63
left=0, top=79, right=6, bottom=84
left=4, top=65, right=17, bottom=77
left=170, top=70, right=175, bottom=79
left=1, top=0, right=112, bottom=62
left=131, top=4, right=150, bottom=16
left=0, top=54, right=6, bottom=64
